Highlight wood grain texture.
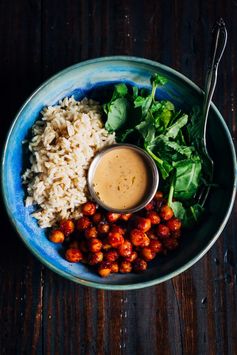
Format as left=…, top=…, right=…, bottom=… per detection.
left=0, top=1, right=236, bottom=354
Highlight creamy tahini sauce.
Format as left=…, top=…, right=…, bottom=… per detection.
left=92, top=147, right=150, bottom=210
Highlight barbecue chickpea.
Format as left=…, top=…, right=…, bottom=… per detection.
left=102, top=241, right=112, bottom=251
left=149, top=239, right=163, bottom=253
left=146, top=230, right=158, bottom=240
left=65, top=248, right=83, bottom=262
left=78, top=240, right=88, bottom=253
left=88, top=238, right=102, bottom=253
left=154, top=191, right=163, bottom=200
left=118, top=240, right=132, bottom=258
left=140, top=247, right=156, bottom=261
left=85, top=226, right=98, bottom=239
left=59, top=219, right=75, bottom=236
left=163, top=238, right=179, bottom=250
left=111, top=262, right=119, bottom=273
left=119, top=261, right=132, bottom=273
left=172, top=229, right=181, bottom=239
left=120, top=213, right=132, bottom=221
left=145, top=201, right=154, bottom=211
left=108, top=232, right=124, bottom=248
left=133, top=258, right=147, bottom=272
left=104, top=249, right=119, bottom=262
left=130, top=229, right=150, bottom=247
left=146, top=211, right=160, bottom=225
left=88, top=251, right=103, bottom=265
left=136, top=217, right=151, bottom=232
left=98, top=261, right=112, bottom=277
left=166, top=218, right=181, bottom=232
left=76, top=216, right=91, bottom=231
left=156, top=224, right=170, bottom=238
left=49, top=230, right=65, bottom=243
left=106, top=212, right=121, bottom=223
left=160, top=205, right=174, bottom=221
left=111, top=225, right=125, bottom=235
left=92, top=212, right=103, bottom=224
left=124, top=251, right=138, bottom=263
left=97, top=223, right=110, bottom=235
left=82, top=202, right=96, bottom=216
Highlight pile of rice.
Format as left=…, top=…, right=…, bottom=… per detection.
left=22, top=97, right=115, bottom=228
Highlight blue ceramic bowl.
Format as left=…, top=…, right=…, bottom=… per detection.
left=2, top=56, right=237, bottom=290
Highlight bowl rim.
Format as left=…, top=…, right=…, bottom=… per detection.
left=1, top=55, right=237, bottom=290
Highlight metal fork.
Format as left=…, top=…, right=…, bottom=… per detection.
left=197, top=18, right=227, bottom=207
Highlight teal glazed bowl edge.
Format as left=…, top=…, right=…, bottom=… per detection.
left=2, top=56, right=237, bottom=290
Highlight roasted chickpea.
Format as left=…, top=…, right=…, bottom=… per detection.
left=111, top=225, right=125, bottom=235
left=49, top=229, right=65, bottom=243
left=120, top=213, right=132, bottom=221
left=163, top=238, right=179, bottom=250
left=149, top=239, right=163, bottom=253
left=111, top=262, right=119, bottom=273
left=130, top=229, right=150, bottom=247
left=92, top=212, right=103, bottom=224
left=85, top=226, right=98, bottom=239
left=78, top=240, right=88, bottom=253
left=119, top=260, right=132, bottom=273
left=140, top=247, right=156, bottom=261
left=106, top=212, right=121, bottom=223
left=81, top=202, right=96, bottom=216
left=65, top=248, right=83, bottom=262
left=108, top=232, right=124, bottom=248
left=124, top=251, right=138, bottom=263
left=88, top=238, right=102, bottom=253
left=156, top=224, right=170, bottom=239
left=133, top=258, right=147, bottom=272
left=160, top=205, right=174, bottom=221
left=98, top=261, right=112, bottom=277
left=102, top=241, right=112, bottom=251
left=118, top=240, right=132, bottom=258
left=146, top=230, right=158, bottom=240
left=145, top=201, right=154, bottom=211
left=166, top=218, right=181, bottom=232
left=104, top=249, right=119, bottom=262
left=136, top=217, right=151, bottom=232
left=59, top=219, right=75, bottom=236
left=146, top=211, right=160, bottom=225
left=154, top=191, right=163, bottom=200
left=172, top=229, right=181, bottom=239
left=97, top=223, right=110, bottom=235
left=76, top=216, right=91, bottom=231
left=88, top=251, right=103, bottom=265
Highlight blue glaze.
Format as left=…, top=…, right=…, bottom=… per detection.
left=1, top=56, right=237, bottom=290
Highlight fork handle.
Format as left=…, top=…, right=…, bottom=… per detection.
left=202, top=18, right=227, bottom=145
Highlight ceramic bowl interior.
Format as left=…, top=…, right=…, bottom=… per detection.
left=2, top=56, right=236, bottom=290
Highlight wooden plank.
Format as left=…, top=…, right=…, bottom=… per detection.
left=0, top=0, right=43, bottom=354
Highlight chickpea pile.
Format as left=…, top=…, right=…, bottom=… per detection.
left=49, top=191, right=182, bottom=277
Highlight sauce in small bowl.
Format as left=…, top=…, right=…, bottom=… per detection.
left=88, top=144, right=159, bottom=213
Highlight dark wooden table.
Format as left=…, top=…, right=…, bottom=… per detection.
left=0, top=1, right=236, bottom=354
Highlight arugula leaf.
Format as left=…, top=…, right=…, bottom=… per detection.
left=151, top=73, right=168, bottom=87
left=146, top=146, right=173, bottom=179
left=105, top=98, right=130, bottom=132
left=173, top=158, right=202, bottom=199
left=154, top=135, right=194, bottom=162
left=182, top=204, right=204, bottom=228
left=165, top=114, right=188, bottom=139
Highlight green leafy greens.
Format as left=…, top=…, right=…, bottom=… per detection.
left=102, top=75, right=206, bottom=227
